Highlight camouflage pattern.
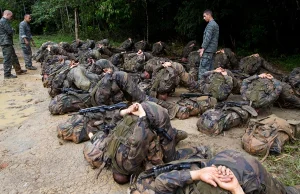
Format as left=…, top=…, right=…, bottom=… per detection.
left=57, top=109, right=117, bottom=144
left=132, top=150, right=299, bottom=194
left=109, top=53, right=124, bottom=67
left=119, top=38, right=134, bottom=51
left=201, top=19, right=219, bottom=53
left=151, top=41, right=167, bottom=56
left=134, top=40, right=148, bottom=51
left=276, top=82, right=300, bottom=108
left=198, top=52, right=215, bottom=79
left=239, top=54, right=262, bottom=75
left=122, top=52, right=146, bottom=72
left=182, top=40, right=198, bottom=58
left=0, top=17, right=23, bottom=76
left=0, top=17, right=14, bottom=46
left=190, top=70, right=234, bottom=101
left=213, top=48, right=238, bottom=70
left=240, top=75, right=283, bottom=108
left=19, top=20, right=34, bottom=68
left=177, top=96, right=217, bottom=116
left=144, top=57, right=170, bottom=74
left=187, top=51, right=201, bottom=80
left=48, top=92, right=91, bottom=115
left=197, top=106, right=252, bottom=135
left=242, top=114, right=296, bottom=158
left=1, top=45, right=22, bottom=76
left=288, top=67, right=300, bottom=96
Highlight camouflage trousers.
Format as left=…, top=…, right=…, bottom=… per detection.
left=21, top=43, right=33, bottom=67
left=198, top=52, right=215, bottom=80
left=1, top=45, right=21, bottom=77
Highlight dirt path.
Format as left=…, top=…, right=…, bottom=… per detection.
left=0, top=55, right=299, bottom=194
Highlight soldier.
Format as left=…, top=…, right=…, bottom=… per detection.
left=288, top=67, right=300, bottom=96
left=19, top=14, right=37, bottom=70
left=0, top=10, right=27, bottom=79
left=118, top=37, right=134, bottom=51
left=151, top=41, right=167, bottom=56
left=190, top=67, right=236, bottom=101
left=213, top=48, right=238, bottom=70
left=130, top=150, right=300, bottom=194
left=134, top=40, right=148, bottom=51
left=84, top=101, right=209, bottom=184
left=181, top=40, right=198, bottom=62
left=240, top=73, right=282, bottom=108
left=198, top=9, right=219, bottom=79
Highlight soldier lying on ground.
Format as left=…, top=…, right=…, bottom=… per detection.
left=83, top=101, right=211, bottom=184
left=134, top=40, right=149, bottom=51
left=213, top=48, right=239, bottom=70
left=181, top=40, right=198, bottom=62
left=239, top=53, right=285, bottom=79
left=130, top=149, right=300, bottom=194
left=241, top=73, right=282, bottom=108
left=189, top=67, right=238, bottom=101
left=118, top=37, right=134, bottom=51
left=151, top=41, right=167, bottom=56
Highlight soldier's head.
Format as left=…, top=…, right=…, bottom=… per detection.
left=24, top=14, right=32, bottom=23
left=113, top=172, right=130, bottom=184
left=95, top=59, right=114, bottom=74
left=203, top=9, right=213, bottom=22
left=140, top=71, right=151, bottom=80
left=3, top=10, right=13, bottom=20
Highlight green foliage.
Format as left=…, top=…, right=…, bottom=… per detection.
left=269, top=55, right=300, bottom=71
left=263, top=140, right=300, bottom=186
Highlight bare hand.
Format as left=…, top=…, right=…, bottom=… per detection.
left=24, top=38, right=29, bottom=46
left=131, top=103, right=146, bottom=117
left=162, top=62, right=172, bottom=67
left=199, top=48, right=204, bottom=57
left=213, top=172, right=244, bottom=194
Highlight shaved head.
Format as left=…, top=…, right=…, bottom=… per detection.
left=24, top=14, right=32, bottom=22
left=3, top=10, right=13, bottom=20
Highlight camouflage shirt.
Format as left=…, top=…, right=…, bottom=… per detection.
left=0, top=17, right=14, bottom=46
left=201, top=20, right=219, bottom=53
left=134, top=150, right=297, bottom=194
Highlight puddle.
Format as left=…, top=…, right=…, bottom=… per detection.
left=0, top=88, right=35, bottom=128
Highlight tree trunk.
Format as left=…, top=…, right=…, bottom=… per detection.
left=145, top=0, right=149, bottom=42
left=75, top=8, right=79, bottom=41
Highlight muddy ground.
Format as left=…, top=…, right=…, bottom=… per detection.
left=0, top=49, right=300, bottom=194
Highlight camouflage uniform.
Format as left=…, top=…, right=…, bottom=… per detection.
left=119, top=38, right=134, bottom=51
left=197, top=102, right=256, bottom=135
left=132, top=150, right=300, bottom=194
left=19, top=20, right=34, bottom=68
left=240, top=75, right=283, bottom=108
left=190, top=70, right=234, bottom=101
left=199, top=19, right=219, bottom=79
left=276, top=81, right=300, bottom=109
left=288, top=67, right=300, bottom=96
left=152, top=41, right=167, bottom=56
left=84, top=101, right=208, bottom=177
left=134, top=40, right=148, bottom=51
left=213, top=48, right=238, bottom=70
left=182, top=40, right=198, bottom=59
left=187, top=51, right=201, bottom=80
left=122, top=52, right=147, bottom=72
left=0, top=17, right=23, bottom=77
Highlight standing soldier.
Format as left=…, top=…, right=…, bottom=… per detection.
left=0, top=10, right=27, bottom=79
left=19, top=14, right=37, bottom=70
left=198, top=9, right=219, bottom=79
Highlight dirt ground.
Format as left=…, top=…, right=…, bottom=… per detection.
left=0, top=50, right=300, bottom=194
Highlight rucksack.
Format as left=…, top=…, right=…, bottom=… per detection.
left=239, top=55, right=262, bottom=75
left=177, top=96, right=217, bottom=116
left=242, top=114, right=297, bottom=161
left=241, top=77, right=282, bottom=108
left=150, top=67, right=179, bottom=96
